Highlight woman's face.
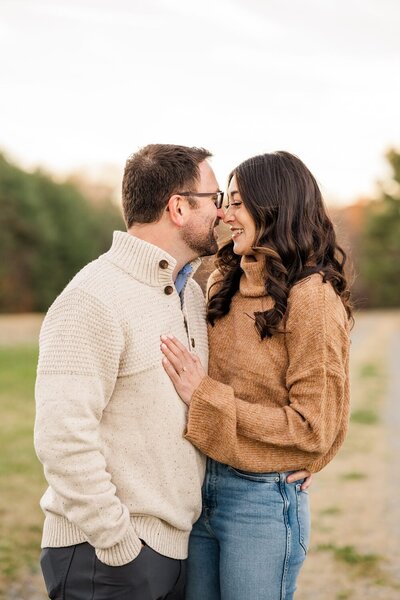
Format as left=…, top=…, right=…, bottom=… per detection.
left=223, top=175, right=257, bottom=256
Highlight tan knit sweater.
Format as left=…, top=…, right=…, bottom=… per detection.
left=34, top=232, right=208, bottom=566
left=185, top=255, right=350, bottom=473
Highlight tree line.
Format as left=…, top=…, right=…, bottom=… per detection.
left=357, top=149, right=400, bottom=307
left=331, top=148, right=400, bottom=309
left=0, top=149, right=399, bottom=313
left=0, top=153, right=124, bottom=312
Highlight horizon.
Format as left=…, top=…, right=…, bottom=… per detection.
left=0, top=144, right=389, bottom=210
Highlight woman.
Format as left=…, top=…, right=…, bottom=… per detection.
left=161, top=151, right=352, bottom=600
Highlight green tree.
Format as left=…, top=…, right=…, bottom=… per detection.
left=0, top=153, right=124, bottom=312
left=359, top=149, right=400, bottom=307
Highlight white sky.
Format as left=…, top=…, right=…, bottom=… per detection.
left=1, top=0, right=400, bottom=205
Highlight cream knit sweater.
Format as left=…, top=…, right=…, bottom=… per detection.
left=34, top=232, right=208, bottom=566
left=185, top=255, right=350, bottom=474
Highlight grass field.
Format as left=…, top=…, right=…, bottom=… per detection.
left=0, top=312, right=400, bottom=599
left=0, top=345, right=46, bottom=596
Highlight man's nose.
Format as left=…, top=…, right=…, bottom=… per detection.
left=216, top=207, right=225, bottom=221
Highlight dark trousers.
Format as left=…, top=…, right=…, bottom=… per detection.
left=40, top=542, right=186, bottom=600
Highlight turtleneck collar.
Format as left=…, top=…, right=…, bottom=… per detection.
left=102, top=231, right=201, bottom=287
left=239, top=254, right=267, bottom=297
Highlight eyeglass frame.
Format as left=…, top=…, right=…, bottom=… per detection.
left=177, top=191, right=224, bottom=209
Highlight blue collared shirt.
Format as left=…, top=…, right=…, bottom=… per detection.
left=175, top=263, right=193, bottom=296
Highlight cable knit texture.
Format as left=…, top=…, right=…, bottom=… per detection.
left=186, top=255, right=350, bottom=473
left=34, top=232, right=208, bottom=566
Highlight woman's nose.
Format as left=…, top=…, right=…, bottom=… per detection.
left=223, top=208, right=233, bottom=224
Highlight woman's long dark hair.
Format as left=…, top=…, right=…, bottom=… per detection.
left=207, top=151, right=353, bottom=339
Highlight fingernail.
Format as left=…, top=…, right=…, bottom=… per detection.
left=160, top=335, right=167, bottom=341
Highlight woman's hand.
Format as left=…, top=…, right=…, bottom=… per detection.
left=160, top=335, right=206, bottom=406
left=286, top=470, right=313, bottom=491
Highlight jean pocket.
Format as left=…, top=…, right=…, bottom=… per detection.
left=227, top=466, right=280, bottom=483
left=40, top=546, right=75, bottom=600
left=295, top=484, right=311, bottom=555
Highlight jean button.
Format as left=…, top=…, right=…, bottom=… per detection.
left=275, top=476, right=279, bottom=482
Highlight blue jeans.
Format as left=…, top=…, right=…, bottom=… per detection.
left=186, top=459, right=310, bottom=600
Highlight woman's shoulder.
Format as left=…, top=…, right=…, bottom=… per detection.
left=288, top=273, right=348, bottom=326
left=290, top=272, right=325, bottom=295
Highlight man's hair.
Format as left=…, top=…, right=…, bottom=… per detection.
left=122, top=144, right=212, bottom=226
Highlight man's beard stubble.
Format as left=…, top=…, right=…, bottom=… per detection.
left=181, top=220, right=219, bottom=258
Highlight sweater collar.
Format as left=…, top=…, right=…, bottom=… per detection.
left=239, top=255, right=267, bottom=297
left=102, top=231, right=201, bottom=287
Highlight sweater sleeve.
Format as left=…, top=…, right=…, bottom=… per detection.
left=185, top=280, right=350, bottom=465
left=34, top=287, right=142, bottom=566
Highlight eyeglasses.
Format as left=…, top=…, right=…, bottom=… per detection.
left=177, top=191, right=224, bottom=209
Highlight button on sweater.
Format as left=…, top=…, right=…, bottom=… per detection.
left=185, top=255, right=350, bottom=474
left=34, top=232, right=208, bottom=566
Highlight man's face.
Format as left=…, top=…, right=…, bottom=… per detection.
left=181, top=161, right=223, bottom=258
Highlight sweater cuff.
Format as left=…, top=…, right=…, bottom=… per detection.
left=190, top=375, right=232, bottom=413
left=95, top=525, right=142, bottom=566
left=185, top=376, right=235, bottom=459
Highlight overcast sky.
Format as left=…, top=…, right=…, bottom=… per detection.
left=1, top=0, right=400, bottom=205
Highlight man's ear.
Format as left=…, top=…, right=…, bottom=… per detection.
left=166, top=194, right=188, bottom=226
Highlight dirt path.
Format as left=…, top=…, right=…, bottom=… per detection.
left=297, top=310, right=400, bottom=600
left=385, top=320, right=400, bottom=581
left=0, top=314, right=43, bottom=346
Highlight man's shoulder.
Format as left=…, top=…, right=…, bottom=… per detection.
left=63, top=256, right=122, bottom=299
left=47, top=255, right=134, bottom=317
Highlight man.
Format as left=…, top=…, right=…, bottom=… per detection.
left=34, top=144, right=224, bottom=600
